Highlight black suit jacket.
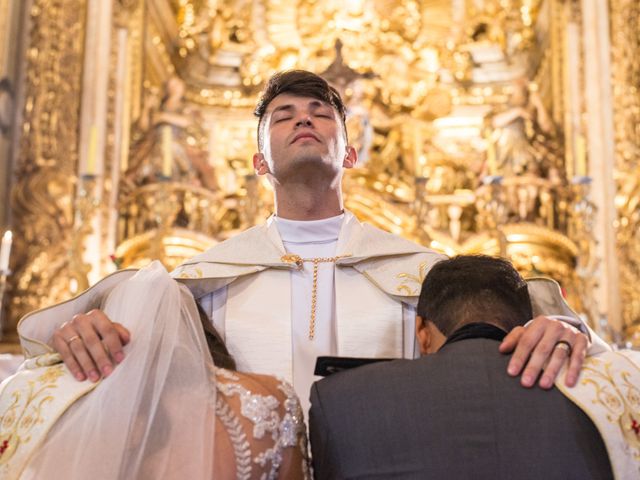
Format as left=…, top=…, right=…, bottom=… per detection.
left=309, top=337, right=613, bottom=480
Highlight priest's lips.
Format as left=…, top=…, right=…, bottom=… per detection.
left=290, top=132, right=320, bottom=144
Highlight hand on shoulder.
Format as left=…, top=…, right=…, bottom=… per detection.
left=499, top=315, right=589, bottom=389
left=51, top=309, right=130, bottom=382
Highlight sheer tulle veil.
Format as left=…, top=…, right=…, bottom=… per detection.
left=21, top=261, right=216, bottom=479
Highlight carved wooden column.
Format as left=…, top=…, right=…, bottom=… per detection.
left=0, top=0, right=25, bottom=228
left=562, top=0, right=582, bottom=181
left=581, top=0, right=622, bottom=333
left=76, top=0, right=113, bottom=287
left=104, top=0, right=144, bottom=276
left=608, top=0, right=640, bottom=343
left=6, top=0, right=89, bottom=345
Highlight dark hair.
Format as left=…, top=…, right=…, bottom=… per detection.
left=253, top=70, right=347, bottom=150
left=196, top=302, right=236, bottom=370
left=417, top=255, right=533, bottom=336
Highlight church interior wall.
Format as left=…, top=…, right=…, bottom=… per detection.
left=0, top=0, right=639, bottom=351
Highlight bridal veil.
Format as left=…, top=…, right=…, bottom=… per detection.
left=20, top=261, right=216, bottom=478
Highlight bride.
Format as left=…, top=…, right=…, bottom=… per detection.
left=0, top=262, right=309, bottom=479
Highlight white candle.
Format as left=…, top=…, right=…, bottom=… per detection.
left=0, top=231, right=12, bottom=271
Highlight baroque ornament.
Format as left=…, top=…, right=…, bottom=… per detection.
left=8, top=0, right=89, bottom=334
left=5, top=0, right=640, bottom=347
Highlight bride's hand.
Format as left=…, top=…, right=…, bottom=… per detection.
left=51, top=310, right=131, bottom=382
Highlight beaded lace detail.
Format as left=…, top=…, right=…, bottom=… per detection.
left=215, top=396, right=252, bottom=480
left=215, top=368, right=309, bottom=479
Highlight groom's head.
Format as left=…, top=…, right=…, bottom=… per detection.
left=416, top=255, right=532, bottom=354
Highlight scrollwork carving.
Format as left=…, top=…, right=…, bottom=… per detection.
left=609, top=0, right=640, bottom=339
left=8, top=0, right=88, bottom=333
left=3, top=0, right=620, bottom=347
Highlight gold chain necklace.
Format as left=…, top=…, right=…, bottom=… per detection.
left=281, top=253, right=350, bottom=340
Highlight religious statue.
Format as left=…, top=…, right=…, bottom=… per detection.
left=489, top=78, right=555, bottom=177
left=124, top=77, right=218, bottom=192
left=482, top=78, right=564, bottom=225
left=174, top=0, right=256, bottom=87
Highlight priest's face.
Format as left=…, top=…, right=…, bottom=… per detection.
left=252, top=94, right=357, bottom=184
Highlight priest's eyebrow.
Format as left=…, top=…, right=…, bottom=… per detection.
left=271, top=100, right=331, bottom=117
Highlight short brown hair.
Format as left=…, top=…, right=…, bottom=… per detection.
left=417, top=255, right=533, bottom=336
left=254, top=70, right=347, bottom=150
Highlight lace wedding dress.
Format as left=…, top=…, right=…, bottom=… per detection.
left=214, top=368, right=309, bottom=479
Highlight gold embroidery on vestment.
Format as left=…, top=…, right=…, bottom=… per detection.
left=177, top=267, right=204, bottom=279
left=579, top=356, right=640, bottom=458
left=0, top=364, right=65, bottom=466
left=395, top=261, right=429, bottom=296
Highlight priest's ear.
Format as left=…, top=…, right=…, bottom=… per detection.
left=416, top=316, right=446, bottom=355
left=342, top=145, right=358, bottom=169
left=253, top=153, right=270, bottom=175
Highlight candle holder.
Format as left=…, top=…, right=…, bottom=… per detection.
left=149, top=180, right=181, bottom=263
left=68, top=174, right=100, bottom=294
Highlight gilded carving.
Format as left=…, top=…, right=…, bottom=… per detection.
left=609, top=0, right=640, bottom=341
left=124, top=77, right=218, bottom=191
left=114, top=0, right=140, bottom=28
left=114, top=0, right=594, bottom=323
left=4, top=0, right=632, bottom=347
left=8, top=0, right=88, bottom=334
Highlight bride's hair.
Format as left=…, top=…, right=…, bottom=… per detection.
left=196, top=301, right=236, bottom=370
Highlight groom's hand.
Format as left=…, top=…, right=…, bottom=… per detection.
left=52, top=310, right=130, bottom=382
left=499, top=315, right=588, bottom=389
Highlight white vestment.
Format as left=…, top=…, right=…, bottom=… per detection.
left=273, top=214, right=341, bottom=417
left=17, top=210, right=608, bottom=416
left=177, top=211, right=444, bottom=414
left=555, top=348, right=640, bottom=479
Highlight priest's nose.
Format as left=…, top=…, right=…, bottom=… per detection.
left=296, top=117, right=313, bottom=127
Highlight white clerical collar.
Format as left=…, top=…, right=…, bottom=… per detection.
left=274, top=213, right=344, bottom=243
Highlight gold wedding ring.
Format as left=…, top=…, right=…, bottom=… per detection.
left=66, top=334, right=81, bottom=345
left=554, top=340, right=572, bottom=357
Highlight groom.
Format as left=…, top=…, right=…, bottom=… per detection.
left=309, top=256, right=613, bottom=479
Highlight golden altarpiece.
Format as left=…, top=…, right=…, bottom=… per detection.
left=0, top=0, right=638, bottom=352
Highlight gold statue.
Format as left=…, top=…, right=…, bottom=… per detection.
left=124, top=77, right=218, bottom=192
left=489, top=78, right=555, bottom=177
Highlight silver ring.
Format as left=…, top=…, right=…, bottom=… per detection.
left=66, top=335, right=81, bottom=345
left=554, top=340, right=572, bottom=357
